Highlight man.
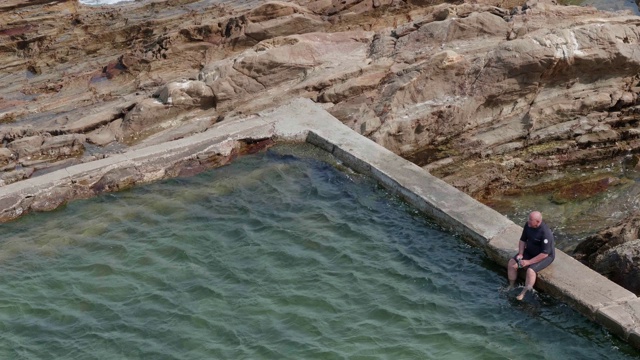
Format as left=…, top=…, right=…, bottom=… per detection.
left=507, top=211, right=555, bottom=300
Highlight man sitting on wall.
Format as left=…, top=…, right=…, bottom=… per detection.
left=507, top=211, right=555, bottom=300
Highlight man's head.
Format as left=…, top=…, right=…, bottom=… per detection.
left=528, top=211, right=542, bottom=228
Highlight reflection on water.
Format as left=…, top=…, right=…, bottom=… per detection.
left=0, top=144, right=638, bottom=359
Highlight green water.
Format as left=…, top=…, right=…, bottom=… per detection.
left=0, top=144, right=638, bottom=359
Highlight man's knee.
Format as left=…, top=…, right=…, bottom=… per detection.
left=508, top=258, right=517, bottom=268
left=526, top=267, right=537, bottom=276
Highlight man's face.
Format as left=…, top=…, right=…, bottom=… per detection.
left=528, top=215, right=542, bottom=228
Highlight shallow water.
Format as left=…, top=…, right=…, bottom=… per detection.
left=488, top=161, right=640, bottom=252
left=0, top=144, right=638, bottom=359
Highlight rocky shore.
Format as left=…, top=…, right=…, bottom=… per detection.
left=2, top=0, right=640, bottom=293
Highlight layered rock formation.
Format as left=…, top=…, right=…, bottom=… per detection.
left=2, top=0, right=640, bottom=291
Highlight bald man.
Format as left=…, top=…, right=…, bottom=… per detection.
left=507, top=211, right=555, bottom=300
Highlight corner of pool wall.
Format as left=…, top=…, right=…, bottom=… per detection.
left=269, top=98, right=640, bottom=352
left=286, top=99, right=515, bottom=248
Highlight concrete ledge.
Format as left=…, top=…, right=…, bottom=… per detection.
left=486, top=223, right=522, bottom=263
left=597, top=298, right=640, bottom=340
left=0, top=113, right=277, bottom=222
left=1, top=98, right=640, bottom=351
left=537, top=251, right=636, bottom=317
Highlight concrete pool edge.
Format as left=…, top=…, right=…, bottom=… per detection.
left=1, top=98, right=640, bottom=349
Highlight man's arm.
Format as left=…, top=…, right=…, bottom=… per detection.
left=523, top=252, right=548, bottom=266
left=517, top=240, right=526, bottom=259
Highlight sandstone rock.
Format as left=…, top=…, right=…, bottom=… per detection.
left=304, top=0, right=334, bottom=14
left=7, top=135, right=44, bottom=159
left=327, top=95, right=382, bottom=136
left=120, top=98, right=186, bottom=141
left=247, top=2, right=309, bottom=22
left=198, top=60, right=265, bottom=103
left=241, top=2, right=329, bottom=41
left=368, top=33, right=396, bottom=60
left=59, top=103, right=130, bottom=134
left=41, top=134, right=85, bottom=159
left=0, top=148, right=14, bottom=165
left=575, top=215, right=640, bottom=295
left=233, top=40, right=322, bottom=85
left=576, top=129, right=620, bottom=146
left=0, top=167, right=35, bottom=186
left=245, top=13, right=327, bottom=41
left=199, top=31, right=374, bottom=110
left=87, top=118, right=123, bottom=146
left=6, top=134, right=85, bottom=164
left=157, top=80, right=216, bottom=108
left=592, top=239, right=640, bottom=295
left=307, top=0, right=398, bottom=16
left=319, top=70, right=386, bottom=103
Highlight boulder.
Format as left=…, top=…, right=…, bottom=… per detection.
left=6, top=134, right=84, bottom=165
left=120, top=98, right=185, bottom=141
left=7, top=135, right=44, bottom=159
left=574, top=214, right=640, bottom=295
left=576, top=129, right=620, bottom=146
left=86, top=118, right=123, bottom=146
left=40, top=134, right=85, bottom=159
left=0, top=147, right=15, bottom=166
left=157, top=80, right=216, bottom=108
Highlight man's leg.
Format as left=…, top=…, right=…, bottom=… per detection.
left=507, top=258, right=518, bottom=289
left=517, top=268, right=537, bottom=300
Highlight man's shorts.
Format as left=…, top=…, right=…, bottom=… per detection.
left=513, top=252, right=554, bottom=273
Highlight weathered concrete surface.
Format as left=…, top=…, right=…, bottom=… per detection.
left=597, top=298, right=640, bottom=343
left=538, top=251, right=636, bottom=316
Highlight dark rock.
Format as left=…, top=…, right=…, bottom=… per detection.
left=574, top=214, right=640, bottom=294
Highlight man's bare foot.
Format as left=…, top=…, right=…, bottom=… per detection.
left=516, top=289, right=528, bottom=301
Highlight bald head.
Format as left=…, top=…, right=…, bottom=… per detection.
left=528, top=211, right=542, bottom=228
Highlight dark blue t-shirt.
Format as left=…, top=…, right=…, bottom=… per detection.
left=520, top=221, right=555, bottom=258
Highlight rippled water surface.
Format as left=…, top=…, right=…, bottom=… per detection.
left=0, top=144, right=638, bottom=359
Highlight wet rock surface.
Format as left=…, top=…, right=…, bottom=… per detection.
left=1, top=0, right=640, bottom=292
left=575, top=214, right=640, bottom=295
